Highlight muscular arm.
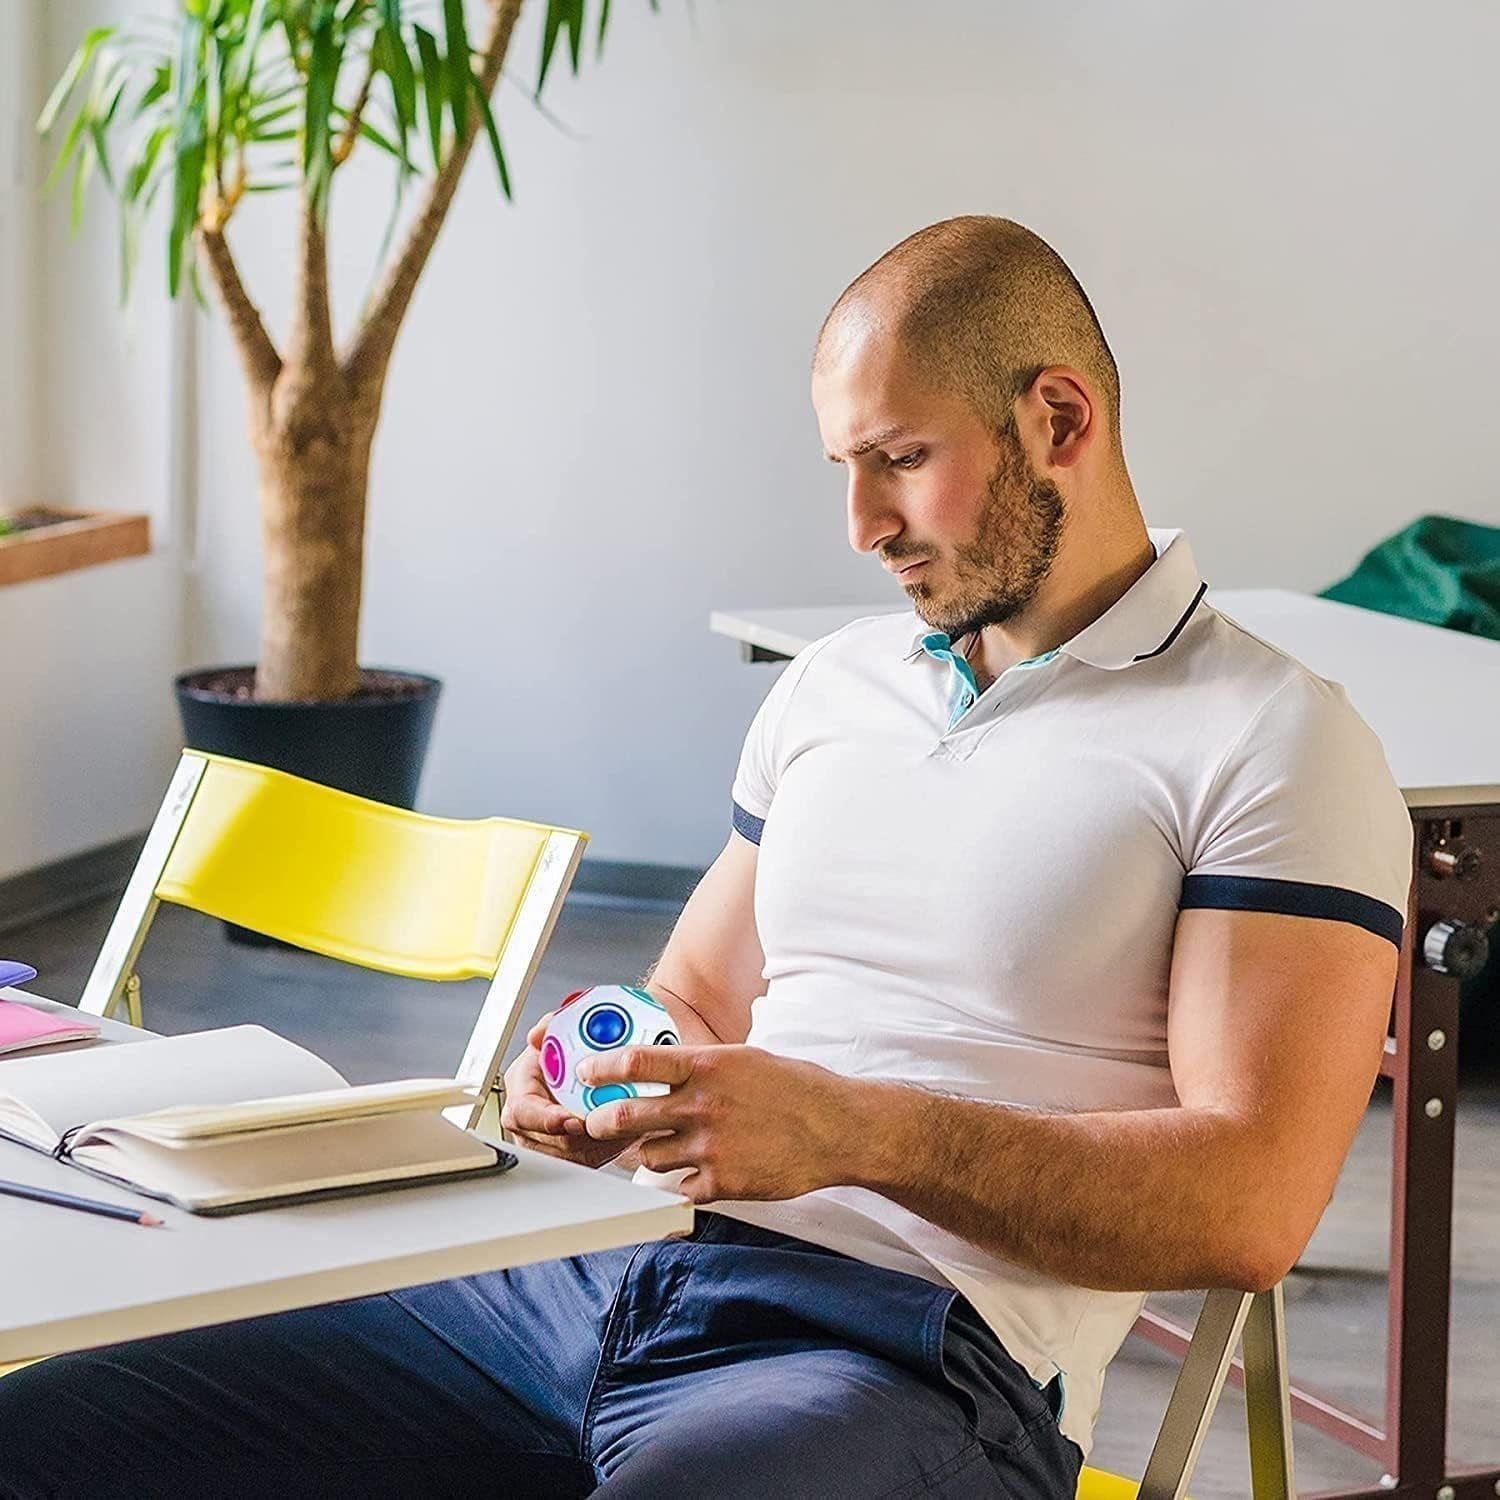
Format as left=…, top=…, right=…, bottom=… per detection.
left=640, top=831, right=764, bottom=1046
left=593, top=886, right=1399, bottom=1294
left=839, top=908, right=1398, bottom=1291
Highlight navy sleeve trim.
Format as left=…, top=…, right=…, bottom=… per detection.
left=1180, top=874, right=1404, bottom=947
left=732, top=802, right=765, bottom=845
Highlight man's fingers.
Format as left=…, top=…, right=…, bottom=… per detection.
left=501, top=1093, right=576, bottom=1137
left=525, top=1012, right=555, bottom=1049
left=579, top=1043, right=698, bottom=1090
left=507, top=1126, right=572, bottom=1158
left=584, top=1093, right=684, bottom=1141
left=635, top=1132, right=703, bottom=1175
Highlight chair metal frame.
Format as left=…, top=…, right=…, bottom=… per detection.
left=77, top=751, right=586, bottom=1132
left=1128, top=1282, right=1294, bottom=1500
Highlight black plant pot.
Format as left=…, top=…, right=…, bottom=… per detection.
left=173, top=665, right=442, bottom=945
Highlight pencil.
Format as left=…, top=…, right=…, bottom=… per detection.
left=0, top=1177, right=163, bottom=1227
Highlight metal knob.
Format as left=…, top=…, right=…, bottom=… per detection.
left=1428, top=844, right=1482, bottom=880
left=1422, top=919, right=1490, bottom=980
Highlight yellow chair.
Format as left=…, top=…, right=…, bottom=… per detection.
left=1077, top=1283, right=1295, bottom=1499
left=0, top=750, right=586, bottom=1384
left=77, top=749, right=588, bottom=1136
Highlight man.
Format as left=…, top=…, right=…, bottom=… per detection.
left=1, top=218, right=1412, bottom=1498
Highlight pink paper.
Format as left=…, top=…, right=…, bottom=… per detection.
left=0, top=1000, right=100, bottom=1057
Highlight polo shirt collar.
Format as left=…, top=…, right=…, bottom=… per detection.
left=903, top=527, right=1207, bottom=672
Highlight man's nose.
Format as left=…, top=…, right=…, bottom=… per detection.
left=846, top=470, right=900, bottom=555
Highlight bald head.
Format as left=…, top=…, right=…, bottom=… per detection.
left=815, top=216, right=1121, bottom=448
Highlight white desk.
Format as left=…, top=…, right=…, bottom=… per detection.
left=0, top=995, right=692, bottom=1365
left=710, top=588, right=1500, bottom=810
left=710, top=587, right=1500, bottom=1498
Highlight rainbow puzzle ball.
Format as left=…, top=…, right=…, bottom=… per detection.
left=540, top=985, right=680, bottom=1119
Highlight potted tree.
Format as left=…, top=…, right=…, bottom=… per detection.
left=41, top=0, right=641, bottom=807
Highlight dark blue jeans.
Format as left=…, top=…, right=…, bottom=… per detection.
left=0, top=1212, right=1081, bottom=1498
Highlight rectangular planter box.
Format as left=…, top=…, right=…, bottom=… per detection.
left=0, top=509, right=151, bottom=587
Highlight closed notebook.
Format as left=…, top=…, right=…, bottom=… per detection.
left=0, top=1025, right=511, bottom=1214
left=0, top=964, right=97, bottom=1056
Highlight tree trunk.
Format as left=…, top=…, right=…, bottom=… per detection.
left=193, top=0, right=526, bottom=703
left=249, top=359, right=381, bottom=702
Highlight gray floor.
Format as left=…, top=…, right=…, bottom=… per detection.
left=8, top=895, right=1499, bottom=1494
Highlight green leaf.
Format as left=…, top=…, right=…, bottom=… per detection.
left=70, top=136, right=97, bottom=233
left=441, top=0, right=470, bottom=147
left=134, top=62, right=172, bottom=118
left=304, top=7, right=343, bottom=218
left=37, top=25, right=113, bottom=134
left=248, top=99, right=300, bottom=132
left=44, top=108, right=89, bottom=192
left=566, top=0, right=585, bottom=74
left=388, top=43, right=418, bottom=165
left=597, top=0, right=612, bottom=59
left=168, top=110, right=207, bottom=297
left=372, top=23, right=417, bottom=173
left=413, top=23, right=444, bottom=170
left=225, top=0, right=272, bottom=100
left=164, top=13, right=208, bottom=297
left=538, top=0, right=585, bottom=88
left=88, top=118, right=115, bottom=191
left=537, top=1, right=566, bottom=96
left=332, top=104, right=405, bottom=163
left=471, top=73, right=510, bottom=200
left=78, top=50, right=130, bottom=191
left=124, top=122, right=171, bottom=202
left=204, top=31, right=223, bottom=157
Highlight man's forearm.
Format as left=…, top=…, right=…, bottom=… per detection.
left=839, top=1080, right=1295, bottom=1293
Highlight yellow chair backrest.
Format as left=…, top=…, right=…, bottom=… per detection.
left=79, top=752, right=589, bottom=1123
left=155, top=754, right=572, bottom=981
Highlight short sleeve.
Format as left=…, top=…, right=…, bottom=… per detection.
left=1182, top=675, right=1413, bottom=947
left=730, top=642, right=824, bottom=845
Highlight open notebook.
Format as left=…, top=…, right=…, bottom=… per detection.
left=0, top=1025, right=511, bottom=1214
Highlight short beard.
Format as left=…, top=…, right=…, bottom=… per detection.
left=904, top=431, right=1067, bottom=640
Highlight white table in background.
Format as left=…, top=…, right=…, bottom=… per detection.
left=710, top=588, right=1500, bottom=810
left=0, top=994, right=691, bottom=1365
left=710, top=587, right=1500, bottom=1498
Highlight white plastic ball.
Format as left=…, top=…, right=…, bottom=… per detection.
left=539, top=984, right=680, bottom=1119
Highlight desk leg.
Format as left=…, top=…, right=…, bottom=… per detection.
left=1385, top=879, right=1459, bottom=1485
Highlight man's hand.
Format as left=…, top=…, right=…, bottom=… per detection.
left=499, top=1013, right=638, bottom=1170
left=581, top=1043, right=852, bottom=1203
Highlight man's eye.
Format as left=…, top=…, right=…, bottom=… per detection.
left=891, top=451, right=924, bottom=470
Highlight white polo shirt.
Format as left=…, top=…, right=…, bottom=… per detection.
left=686, top=527, right=1413, bottom=1456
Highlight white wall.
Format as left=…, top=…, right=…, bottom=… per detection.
left=0, top=1, right=185, bottom=884
left=0, top=3, right=41, bottom=511
left=181, top=1, right=1500, bottom=865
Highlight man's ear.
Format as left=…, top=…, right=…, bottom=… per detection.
left=1014, top=366, right=1096, bottom=471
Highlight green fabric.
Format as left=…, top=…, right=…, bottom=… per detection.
left=1320, top=514, right=1500, bottom=640
left=1321, top=514, right=1500, bottom=1046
